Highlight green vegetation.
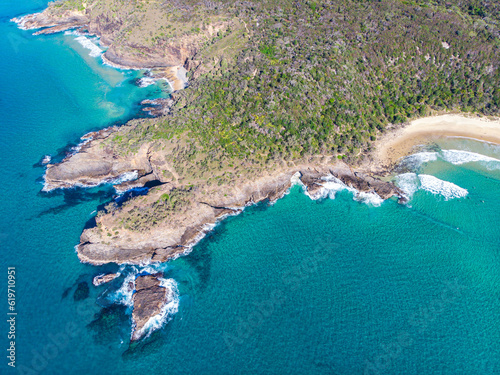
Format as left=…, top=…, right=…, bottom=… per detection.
left=114, top=187, right=191, bottom=231
left=112, top=0, right=500, bottom=164
left=54, top=0, right=500, bottom=194
left=51, top=0, right=500, bottom=237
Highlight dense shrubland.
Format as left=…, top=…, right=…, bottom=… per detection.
left=149, top=0, right=500, bottom=164
left=60, top=0, right=500, bottom=166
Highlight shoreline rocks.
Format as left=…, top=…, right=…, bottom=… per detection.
left=131, top=274, right=171, bottom=341
left=141, top=98, right=174, bottom=117
left=12, top=10, right=88, bottom=33
left=39, top=121, right=405, bottom=267
left=92, top=273, right=120, bottom=286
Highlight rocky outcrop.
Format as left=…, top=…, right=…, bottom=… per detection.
left=44, top=128, right=153, bottom=191
left=141, top=98, right=174, bottom=117
left=329, top=165, right=404, bottom=200
left=92, top=273, right=120, bottom=286
left=12, top=10, right=88, bottom=33
left=74, top=166, right=404, bottom=266
left=131, top=274, right=170, bottom=341
left=40, top=126, right=405, bottom=266
left=13, top=6, right=230, bottom=78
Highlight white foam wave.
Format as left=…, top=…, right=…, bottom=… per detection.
left=111, top=272, right=136, bottom=308
left=109, top=171, right=139, bottom=185
left=70, top=133, right=93, bottom=154
left=64, top=29, right=86, bottom=36
left=441, top=150, right=500, bottom=169
left=11, top=16, right=30, bottom=30
left=162, top=77, right=175, bottom=92
left=395, top=173, right=419, bottom=199
left=41, top=155, right=51, bottom=164
left=301, top=175, right=384, bottom=206
left=137, top=77, right=156, bottom=87
left=401, top=149, right=500, bottom=170
left=419, top=174, right=468, bottom=199
left=401, top=152, right=438, bottom=166
left=75, top=36, right=102, bottom=57
left=355, top=191, right=385, bottom=206
left=312, top=178, right=347, bottom=200
left=133, top=278, right=179, bottom=340
left=395, top=173, right=468, bottom=200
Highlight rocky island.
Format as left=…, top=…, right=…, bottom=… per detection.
left=13, top=0, right=500, bottom=341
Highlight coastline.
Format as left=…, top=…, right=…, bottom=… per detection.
left=43, top=111, right=500, bottom=268
left=371, top=114, right=500, bottom=170
left=12, top=4, right=500, bottom=343
left=12, top=11, right=189, bottom=92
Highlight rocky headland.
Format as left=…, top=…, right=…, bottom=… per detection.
left=12, top=1, right=235, bottom=90
left=43, top=121, right=404, bottom=267
left=15, top=0, right=500, bottom=342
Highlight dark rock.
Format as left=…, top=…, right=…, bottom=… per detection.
left=140, top=98, right=173, bottom=117
left=92, top=273, right=120, bottom=286
left=73, top=281, right=90, bottom=301
left=131, top=274, right=170, bottom=341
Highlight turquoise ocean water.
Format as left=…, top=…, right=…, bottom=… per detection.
left=1, top=1, right=500, bottom=374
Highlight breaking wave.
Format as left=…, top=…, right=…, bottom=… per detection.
left=74, top=36, right=102, bottom=57
left=395, top=173, right=468, bottom=200
left=136, top=77, right=156, bottom=87
left=441, top=150, right=500, bottom=169
left=400, top=149, right=500, bottom=170
left=294, top=174, right=384, bottom=206
left=108, top=171, right=139, bottom=185
left=110, top=272, right=136, bottom=309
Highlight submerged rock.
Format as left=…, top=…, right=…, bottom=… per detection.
left=73, top=281, right=90, bottom=301
left=131, top=274, right=171, bottom=341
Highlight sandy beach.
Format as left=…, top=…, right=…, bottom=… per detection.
left=372, top=114, right=500, bottom=169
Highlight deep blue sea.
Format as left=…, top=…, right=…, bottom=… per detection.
left=1, top=1, right=500, bottom=374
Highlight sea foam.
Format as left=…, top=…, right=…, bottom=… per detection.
left=137, top=77, right=156, bottom=87
left=109, top=263, right=172, bottom=307
left=400, top=149, right=500, bottom=170
left=441, top=150, right=500, bottom=169
left=111, top=272, right=136, bottom=308
left=402, top=151, right=438, bottom=167
left=108, top=171, right=139, bottom=185
left=297, top=174, right=384, bottom=206
left=395, top=173, right=468, bottom=200
left=74, top=36, right=102, bottom=57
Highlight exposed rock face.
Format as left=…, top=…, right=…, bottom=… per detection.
left=13, top=6, right=230, bottom=76
left=12, top=10, right=88, bottom=33
left=39, top=126, right=405, bottom=266
left=131, top=274, right=170, bottom=341
left=329, top=165, right=404, bottom=200
left=141, top=98, right=174, bottom=117
left=92, top=273, right=120, bottom=286
left=44, top=128, right=153, bottom=191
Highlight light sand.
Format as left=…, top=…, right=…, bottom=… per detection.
left=372, top=114, right=500, bottom=169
